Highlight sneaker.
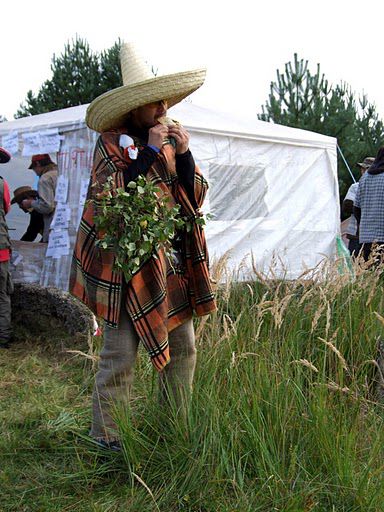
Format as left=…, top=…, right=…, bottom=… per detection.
left=94, top=438, right=122, bottom=452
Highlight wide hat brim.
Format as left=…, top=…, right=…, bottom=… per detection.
left=86, top=69, right=206, bottom=133
left=11, top=188, right=38, bottom=204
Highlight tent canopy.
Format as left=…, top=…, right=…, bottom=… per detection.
left=0, top=102, right=335, bottom=148
left=0, top=101, right=339, bottom=287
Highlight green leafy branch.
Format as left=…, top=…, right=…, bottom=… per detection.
left=92, top=175, right=185, bottom=281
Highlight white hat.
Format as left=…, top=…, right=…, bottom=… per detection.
left=86, top=42, right=206, bottom=133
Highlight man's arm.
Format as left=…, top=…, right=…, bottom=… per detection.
left=342, top=199, right=354, bottom=216
left=2, top=179, right=10, bottom=214
left=20, top=211, right=44, bottom=241
left=95, top=133, right=159, bottom=190
left=353, top=181, right=361, bottom=223
left=166, top=124, right=199, bottom=207
left=122, top=146, right=159, bottom=186
left=353, top=206, right=361, bottom=223
left=175, top=150, right=197, bottom=208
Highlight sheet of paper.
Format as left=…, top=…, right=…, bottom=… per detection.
left=79, top=178, right=89, bottom=205
left=22, top=132, right=40, bottom=156
left=46, top=229, right=70, bottom=258
left=1, top=132, right=19, bottom=155
left=51, top=205, right=71, bottom=230
left=22, top=129, right=61, bottom=156
left=11, top=250, right=23, bottom=266
left=54, top=175, right=69, bottom=203
left=77, top=208, right=83, bottom=229
left=39, top=129, right=62, bottom=153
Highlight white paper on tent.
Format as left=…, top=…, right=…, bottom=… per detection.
left=51, top=205, right=71, bottom=230
left=39, top=129, right=61, bottom=153
left=77, top=209, right=83, bottom=229
left=10, top=250, right=23, bottom=266
left=1, top=132, right=18, bottom=155
left=46, top=229, right=70, bottom=258
left=22, top=128, right=61, bottom=156
left=54, top=175, right=69, bottom=203
left=79, top=178, right=90, bottom=205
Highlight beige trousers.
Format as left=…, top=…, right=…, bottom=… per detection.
left=90, top=305, right=196, bottom=440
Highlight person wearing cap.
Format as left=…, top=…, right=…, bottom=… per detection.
left=342, top=156, right=374, bottom=256
left=0, top=147, right=14, bottom=349
left=20, top=154, right=58, bottom=242
left=70, top=42, right=216, bottom=450
left=11, top=186, right=44, bottom=242
left=354, top=147, right=384, bottom=262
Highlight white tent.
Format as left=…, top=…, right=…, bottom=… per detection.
left=0, top=102, right=339, bottom=288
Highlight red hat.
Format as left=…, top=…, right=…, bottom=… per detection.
left=0, top=147, right=11, bottom=164
left=28, top=154, right=54, bottom=169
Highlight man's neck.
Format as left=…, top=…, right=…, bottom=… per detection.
left=126, top=120, right=149, bottom=142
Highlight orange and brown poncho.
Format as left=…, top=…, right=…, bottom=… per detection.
left=70, top=130, right=216, bottom=371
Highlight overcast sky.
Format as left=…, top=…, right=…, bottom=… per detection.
left=1, top=0, right=383, bottom=122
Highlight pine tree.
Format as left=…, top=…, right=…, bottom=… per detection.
left=259, top=54, right=384, bottom=202
left=99, top=40, right=123, bottom=92
left=15, top=37, right=123, bottom=118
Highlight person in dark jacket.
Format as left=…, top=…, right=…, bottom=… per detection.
left=11, top=186, right=44, bottom=242
left=21, top=155, right=58, bottom=242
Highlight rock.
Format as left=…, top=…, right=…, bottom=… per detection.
left=11, top=283, right=96, bottom=340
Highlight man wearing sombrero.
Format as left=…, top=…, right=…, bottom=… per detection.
left=70, top=43, right=216, bottom=450
left=0, top=147, right=14, bottom=349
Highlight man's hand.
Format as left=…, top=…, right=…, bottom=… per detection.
left=148, top=124, right=169, bottom=150
left=168, top=124, right=190, bottom=154
left=21, top=198, right=34, bottom=210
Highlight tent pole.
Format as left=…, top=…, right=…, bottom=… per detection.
left=337, top=144, right=356, bottom=183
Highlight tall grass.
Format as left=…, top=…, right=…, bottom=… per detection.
left=112, top=257, right=384, bottom=511
left=3, top=255, right=384, bottom=511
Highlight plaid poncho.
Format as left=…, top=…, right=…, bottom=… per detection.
left=70, top=130, right=216, bottom=371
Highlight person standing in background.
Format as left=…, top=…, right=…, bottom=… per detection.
left=20, top=154, right=58, bottom=242
left=342, top=156, right=374, bottom=256
left=11, top=186, right=44, bottom=242
left=0, top=147, right=14, bottom=349
left=354, top=148, right=384, bottom=262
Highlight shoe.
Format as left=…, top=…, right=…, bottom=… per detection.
left=94, top=438, right=122, bottom=452
left=0, top=341, right=10, bottom=349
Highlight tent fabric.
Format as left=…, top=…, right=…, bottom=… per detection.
left=0, top=102, right=336, bottom=147
left=0, top=105, right=89, bottom=135
left=0, top=102, right=339, bottom=288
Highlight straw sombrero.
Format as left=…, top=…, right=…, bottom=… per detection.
left=86, top=42, right=206, bottom=133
